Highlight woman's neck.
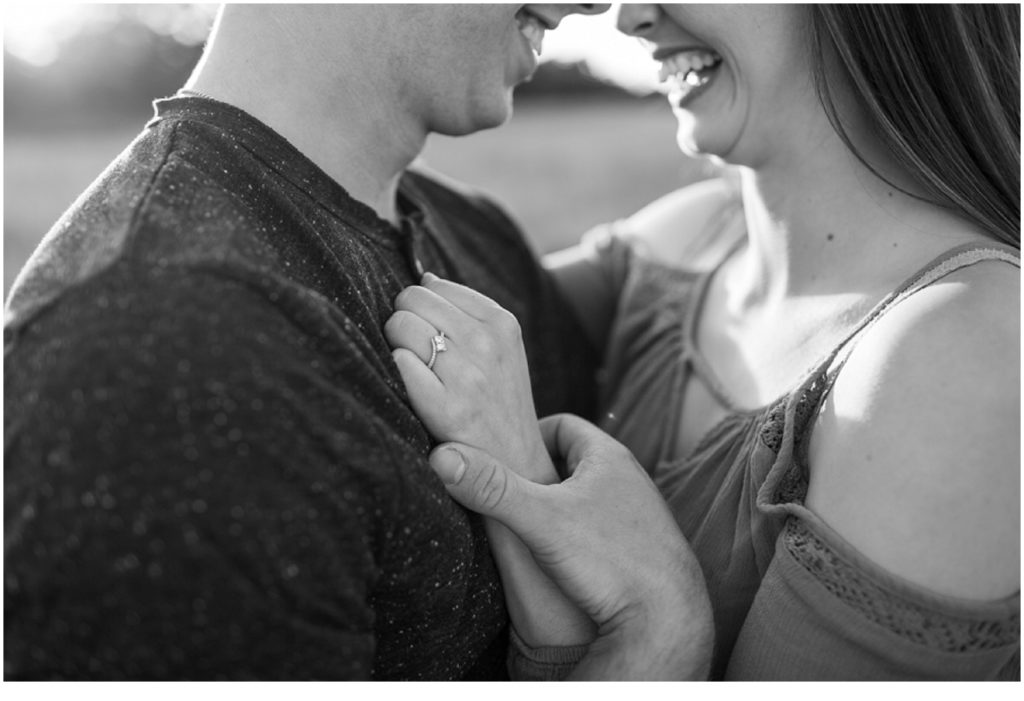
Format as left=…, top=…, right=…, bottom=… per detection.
left=734, top=147, right=990, bottom=306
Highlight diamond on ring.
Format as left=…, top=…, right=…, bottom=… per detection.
left=427, top=332, right=447, bottom=370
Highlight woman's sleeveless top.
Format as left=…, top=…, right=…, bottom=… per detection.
left=588, top=204, right=1020, bottom=680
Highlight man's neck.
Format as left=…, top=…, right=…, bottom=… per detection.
left=185, top=11, right=425, bottom=226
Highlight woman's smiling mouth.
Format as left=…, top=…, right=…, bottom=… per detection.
left=656, top=49, right=723, bottom=104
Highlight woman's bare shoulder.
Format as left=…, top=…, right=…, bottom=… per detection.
left=622, top=174, right=743, bottom=269
left=806, top=259, right=1020, bottom=600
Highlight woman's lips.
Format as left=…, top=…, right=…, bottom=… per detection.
left=656, top=49, right=722, bottom=108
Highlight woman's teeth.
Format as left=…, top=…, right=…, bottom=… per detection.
left=658, top=50, right=722, bottom=89
left=516, top=11, right=545, bottom=56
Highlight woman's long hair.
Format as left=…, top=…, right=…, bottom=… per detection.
left=810, top=4, right=1020, bottom=248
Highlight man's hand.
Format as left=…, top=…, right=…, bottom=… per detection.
left=429, top=413, right=714, bottom=680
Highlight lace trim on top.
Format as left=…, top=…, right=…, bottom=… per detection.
left=783, top=518, right=1021, bottom=653
left=757, top=372, right=827, bottom=456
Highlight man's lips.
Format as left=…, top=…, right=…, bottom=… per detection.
left=516, top=8, right=549, bottom=56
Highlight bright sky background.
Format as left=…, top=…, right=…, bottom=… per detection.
left=539, top=8, right=663, bottom=94
left=3, top=3, right=218, bottom=65
left=2, top=2, right=664, bottom=94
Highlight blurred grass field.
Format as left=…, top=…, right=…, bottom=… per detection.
left=4, top=96, right=715, bottom=298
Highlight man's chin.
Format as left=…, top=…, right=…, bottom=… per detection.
left=434, top=98, right=513, bottom=137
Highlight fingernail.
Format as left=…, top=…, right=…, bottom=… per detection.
left=422, top=271, right=437, bottom=283
left=431, top=447, right=465, bottom=485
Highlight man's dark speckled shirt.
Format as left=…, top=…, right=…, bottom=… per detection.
left=3, top=97, right=598, bottom=680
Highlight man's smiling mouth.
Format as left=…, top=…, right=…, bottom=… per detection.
left=516, top=8, right=548, bottom=56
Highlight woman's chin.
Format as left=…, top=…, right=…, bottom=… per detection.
left=675, top=123, right=744, bottom=167
left=674, top=126, right=713, bottom=161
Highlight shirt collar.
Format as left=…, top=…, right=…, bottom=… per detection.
left=150, top=94, right=427, bottom=249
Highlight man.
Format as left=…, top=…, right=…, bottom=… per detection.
left=4, top=4, right=605, bottom=680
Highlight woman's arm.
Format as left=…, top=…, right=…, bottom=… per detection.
left=805, top=261, right=1019, bottom=601
left=385, top=276, right=596, bottom=649
left=544, top=176, right=743, bottom=353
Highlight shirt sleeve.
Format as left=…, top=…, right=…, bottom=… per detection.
left=725, top=518, right=1021, bottom=680
left=4, top=265, right=413, bottom=679
left=506, top=627, right=588, bottom=681
left=542, top=222, right=637, bottom=353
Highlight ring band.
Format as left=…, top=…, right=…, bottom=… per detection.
left=427, top=332, right=447, bottom=371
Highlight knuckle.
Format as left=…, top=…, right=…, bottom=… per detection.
left=393, top=310, right=415, bottom=332
left=469, top=332, right=497, bottom=357
left=474, top=463, right=509, bottom=510
left=394, top=287, right=412, bottom=308
left=384, top=311, right=417, bottom=344
left=494, top=309, right=522, bottom=340
left=481, top=306, right=504, bottom=326
left=383, top=311, right=404, bottom=336
left=395, top=285, right=425, bottom=311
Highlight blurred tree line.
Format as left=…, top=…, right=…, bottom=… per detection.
left=5, top=5, right=206, bottom=130
left=4, top=4, right=628, bottom=133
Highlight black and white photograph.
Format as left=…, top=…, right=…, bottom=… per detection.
left=3, top=2, right=1020, bottom=683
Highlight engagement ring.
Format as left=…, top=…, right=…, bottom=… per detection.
left=427, top=332, right=447, bottom=371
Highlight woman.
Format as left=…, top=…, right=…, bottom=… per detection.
left=385, top=4, right=1020, bottom=679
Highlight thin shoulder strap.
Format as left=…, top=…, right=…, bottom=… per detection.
left=819, top=242, right=1020, bottom=396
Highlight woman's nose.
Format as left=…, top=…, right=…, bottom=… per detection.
left=616, top=3, right=661, bottom=37
left=571, top=4, right=611, bottom=15
left=538, top=4, right=610, bottom=26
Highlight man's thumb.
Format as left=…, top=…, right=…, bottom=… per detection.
left=429, top=443, right=536, bottom=532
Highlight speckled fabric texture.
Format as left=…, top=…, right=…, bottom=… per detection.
left=4, top=96, right=598, bottom=680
